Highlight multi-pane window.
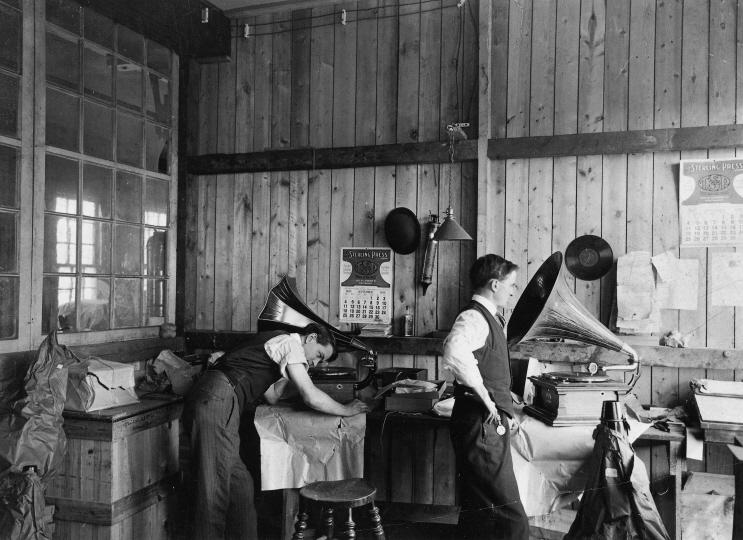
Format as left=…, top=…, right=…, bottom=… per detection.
left=0, top=0, right=22, bottom=340
left=41, top=0, right=173, bottom=333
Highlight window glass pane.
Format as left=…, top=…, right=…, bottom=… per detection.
left=0, top=276, right=19, bottom=339
left=115, top=171, right=141, bottom=222
left=83, top=100, right=113, bottom=159
left=113, top=277, right=140, bottom=327
left=46, top=0, right=80, bottom=34
left=45, top=154, right=78, bottom=213
left=145, top=123, right=169, bottom=174
left=145, top=72, right=170, bottom=125
left=79, top=276, right=110, bottom=330
left=47, top=31, right=80, bottom=91
left=147, top=40, right=170, bottom=74
left=116, top=59, right=142, bottom=110
left=116, top=112, right=143, bottom=167
left=113, top=223, right=140, bottom=274
left=80, top=219, right=110, bottom=274
left=46, top=88, right=79, bottom=151
left=0, top=145, right=18, bottom=208
left=43, top=275, right=77, bottom=333
left=0, top=72, right=19, bottom=138
left=0, top=3, right=21, bottom=73
left=144, top=278, right=166, bottom=326
left=144, top=228, right=166, bottom=276
left=144, top=178, right=168, bottom=226
left=117, top=26, right=143, bottom=63
left=0, top=211, right=16, bottom=272
left=83, top=8, right=113, bottom=49
left=83, top=45, right=113, bottom=101
left=44, top=214, right=77, bottom=273
left=82, top=163, right=111, bottom=218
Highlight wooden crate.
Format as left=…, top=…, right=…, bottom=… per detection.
left=46, top=397, right=183, bottom=539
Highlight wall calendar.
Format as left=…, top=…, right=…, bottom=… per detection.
left=339, top=247, right=392, bottom=324
left=680, top=159, right=743, bottom=247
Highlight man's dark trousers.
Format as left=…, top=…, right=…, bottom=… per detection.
left=450, top=397, right=529, bottom=540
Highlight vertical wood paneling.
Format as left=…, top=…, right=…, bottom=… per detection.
left=214, top=46, right=236, bottom=331
left=195, top=63, right=218, bottom=329
left=527, top=0, right=555, bottom=280
left=575, top=0, right=605, bottom=317
left=600, top=1, right=629, bottom=324
left=416, top=0, right=441, bottom=351
left=552, top=0, right=579, bottom=291
left=678, top=1, right=708, bottom=443
left=232, top=18, right=256, bottom=330
left=505, top=0, right=531, bottom=292
left=182, top=59, right=201, bottom=330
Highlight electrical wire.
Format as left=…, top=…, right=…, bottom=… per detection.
left=228, top=0, right=467, bottom=38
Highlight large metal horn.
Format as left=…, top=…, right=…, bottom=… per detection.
left=258, top=276, right=374, bottom=356
left=507, top=252, right=639, bottom=387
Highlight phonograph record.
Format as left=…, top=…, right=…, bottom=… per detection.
left=507, top=251, right=640, bottom=426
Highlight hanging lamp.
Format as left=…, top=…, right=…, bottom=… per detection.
left=434, top=123, right=472, bottom=241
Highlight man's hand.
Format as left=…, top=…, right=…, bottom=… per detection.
left=484, top=400, right=499, bottom=424
left=342, top=399, right=369, bottom=417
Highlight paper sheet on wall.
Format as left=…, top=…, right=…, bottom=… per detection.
left=709, top=251, right=743, bottom=306
left=616, top=251, right=654, bottom=320
left=615, top=251, right=660, bottom=333
left=254, top=405, right=366, bottom=490
left=651, top=251, right=699, bottom=310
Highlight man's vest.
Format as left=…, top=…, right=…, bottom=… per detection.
left=212, top=330, right=287, bottom=411
left=464, top=300, right=514, bottom=417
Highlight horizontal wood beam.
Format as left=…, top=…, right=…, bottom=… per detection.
left=187, top=124, right=743, bottom=175
left=186, top=139, right=479, bottom=174
left=488, top=124, right=743, bottom=160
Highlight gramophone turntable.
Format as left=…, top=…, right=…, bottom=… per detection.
left=508, top=252, right=640, bottom=426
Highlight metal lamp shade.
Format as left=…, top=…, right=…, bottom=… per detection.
left=433, top=207, right=472, bottom=241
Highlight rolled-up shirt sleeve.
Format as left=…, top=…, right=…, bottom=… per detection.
left=264, top=333, right=307, bottom=379
left=443, top=309, right=489, bottom=388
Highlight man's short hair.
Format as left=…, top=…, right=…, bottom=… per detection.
left=302, top=323, right=336, bottom=353
left=469, top=254, right=519, bottom=290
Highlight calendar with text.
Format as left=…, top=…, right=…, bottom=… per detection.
left=339, top=248, right=392, bottom=324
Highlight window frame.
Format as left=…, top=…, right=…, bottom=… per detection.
left=0, top=0, right=179, bottom=351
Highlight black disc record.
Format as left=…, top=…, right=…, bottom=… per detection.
left=564, top=235, right=613, bottom=281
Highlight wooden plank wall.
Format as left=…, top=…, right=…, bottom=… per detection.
left=184, top=0, right=743, bottom=477
left=182, top=0, right=479, bottom=386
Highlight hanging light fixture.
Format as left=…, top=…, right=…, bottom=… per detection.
left=434, top=123, right=472, bottom=241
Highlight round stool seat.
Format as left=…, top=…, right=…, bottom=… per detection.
left=299, top=478, right=376, bottom=509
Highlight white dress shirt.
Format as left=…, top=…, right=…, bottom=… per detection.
left=443, top=294, right=503, bottom=388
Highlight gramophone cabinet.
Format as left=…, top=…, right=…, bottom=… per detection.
left=525, top=374, right=630, bottom=426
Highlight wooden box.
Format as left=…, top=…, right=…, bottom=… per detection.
left=46, top=397, right=182, bottom=540
left=384, top=381, right=446, bottom=412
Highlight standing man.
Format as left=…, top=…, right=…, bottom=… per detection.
left=184, top=323, right=368, bottom=540
left=443, top=254, right=529, bottom=540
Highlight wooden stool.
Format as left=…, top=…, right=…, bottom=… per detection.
left=292, top=478, right=385, bottom=540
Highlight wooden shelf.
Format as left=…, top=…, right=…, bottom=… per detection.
left=184, top=330, right=743, bottom=370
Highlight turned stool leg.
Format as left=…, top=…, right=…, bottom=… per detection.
left=322, top=507, right=335, bottom=539
left=292, top=506, right=310, bottom=540
left=343, top=507, right=356, bottom=540
left=368, top=503, right=385, bottom=539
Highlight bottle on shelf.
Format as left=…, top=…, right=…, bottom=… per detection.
left=403, top=306, right=414, bottom=337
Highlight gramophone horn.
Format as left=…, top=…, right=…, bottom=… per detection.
left=507, top=252, right=639, bottom=384
left=257, top=276, right=373, bottom=355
